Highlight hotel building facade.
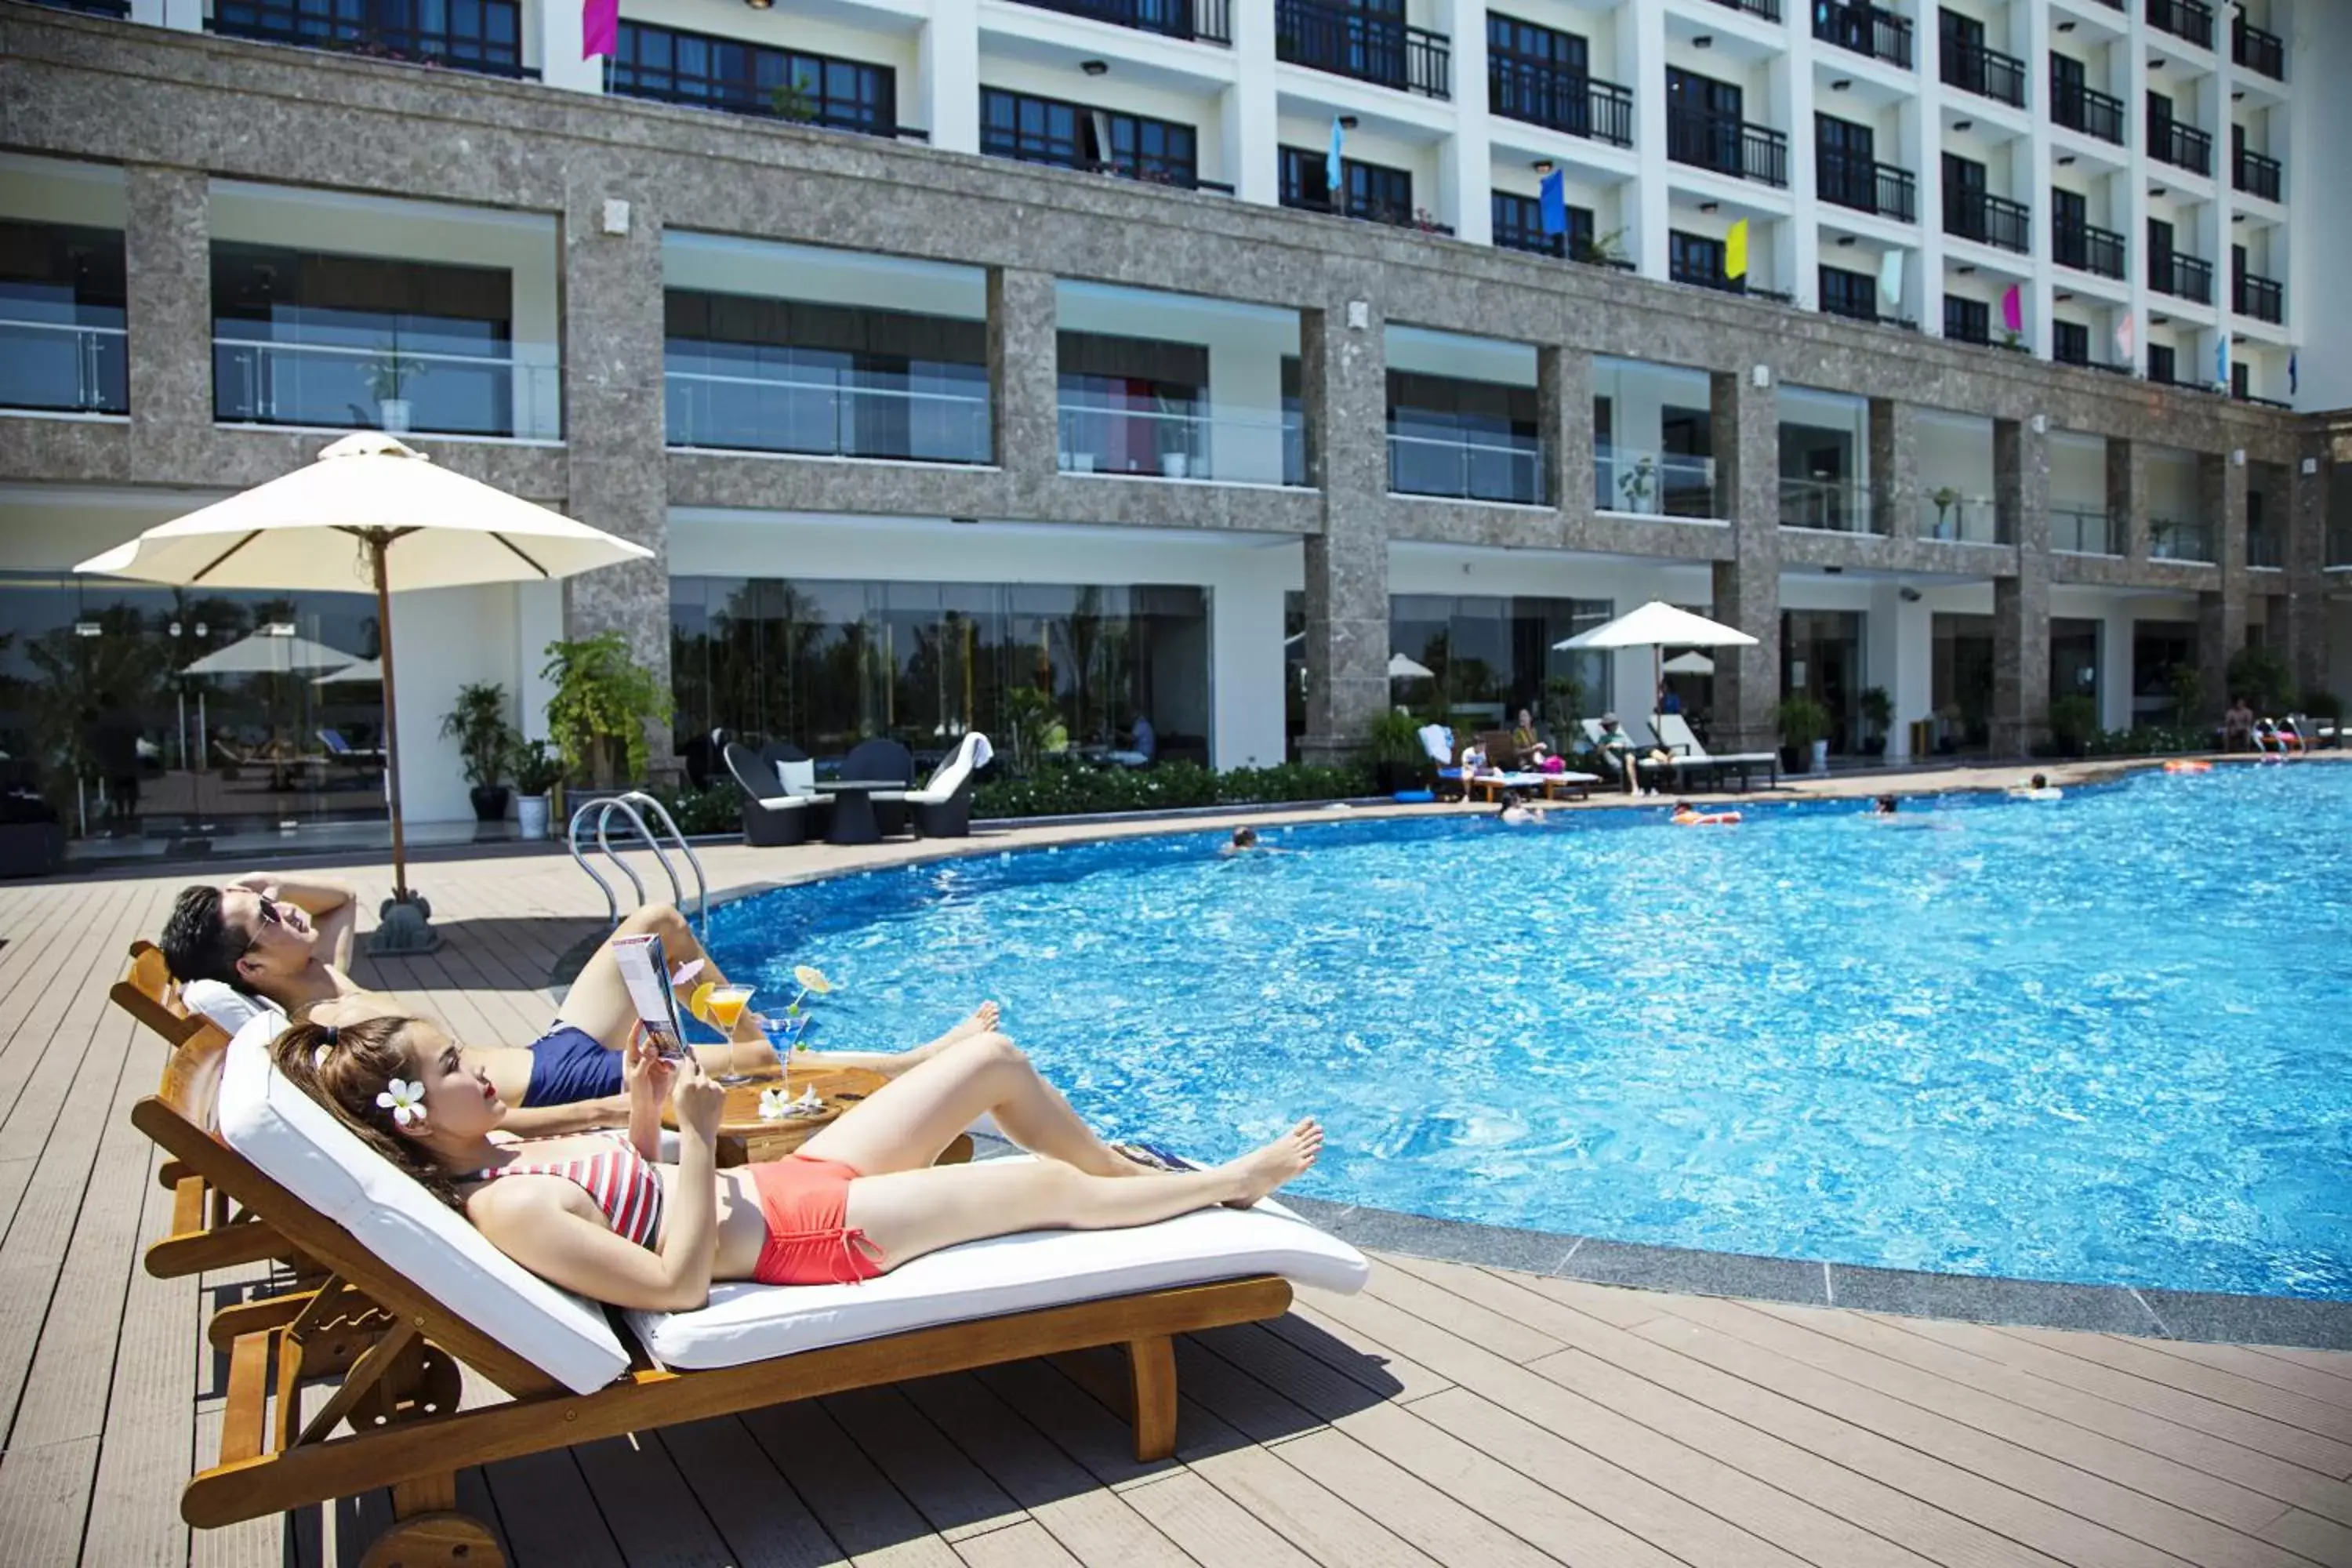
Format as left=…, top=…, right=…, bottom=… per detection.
left=2, top=0, right=2349, bottom=848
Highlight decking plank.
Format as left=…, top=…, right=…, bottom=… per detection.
left=951, top=1519, right=1083, bottom=1568
left=568, top=1431, right=739, bottom=1568
left=824, top=1383, right=1029, bottom=1544
left=659, top=1414, right=852, bottom=1568
left=2008, top=1331, right=2352, bottom=1445
left=2136, top=1342, right=2352, bottom=1412
left=477, top=1450, right=630, bottom=1568
left=1113, top=1469, right=1323, bottom=1568
left=737, top=1397, right=967, bottom=1568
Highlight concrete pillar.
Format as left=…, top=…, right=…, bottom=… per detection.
left=2195, top=450, right=2248, bottom=718
left=1991, top=417, right=2050, bottom=754
left=122, top=165, right=212, bottom=452
left=921, top=0, right=982, bottom=155
left=1538, top=344, right=1594, bottom=529
left=2100, top=601, right=2137, bottom=733
left=989, top=267, right=1060, bottom=490
left=1225, top=0, right=1279, bottom=204
left=1438, top=0, right=1492, bottom=244
left=2109, top=438, right=2148, bottom=560
left=1869, top=397, right=1918, bottom=539
left=558, top=175, right=675, bottom=778
left=2282, top=445, right=2329, bottom=696
left=1298, top=296, right=1389, bottom=764
left=1624, top=1, right=1669, bottom=280
left=1710, top=366, right=1780, bottom=754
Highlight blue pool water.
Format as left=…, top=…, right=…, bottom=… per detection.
left=707, top=765, right=2352, bottom=1299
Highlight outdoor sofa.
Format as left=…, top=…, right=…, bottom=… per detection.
left=723, top=741, right=818, bottom=845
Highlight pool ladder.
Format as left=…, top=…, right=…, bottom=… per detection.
left=568, top=791, right=709, bottom=936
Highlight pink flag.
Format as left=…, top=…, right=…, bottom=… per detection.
left=583, top=0, right=616, bottom=60
left=2000, top=283, right=2023, bottom=335
left=2114, top=311, right=2136, bottom=361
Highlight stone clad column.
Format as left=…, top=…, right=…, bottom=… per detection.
left=1709, top=366, right=1780, bottom=755
left=1869, top=397, right=1918, bottom=540
left=2109, top=438, right=2147, bottom=560
left=123, top=165, right=212, bottom=459
left=1990, top=416, right=2049, bottom=754
left=2195, top=450, right=2248, bottom=720
left=1538, top=344, right=1594, bottom=535
left=559, top=175, right=676, bottom=778
left=2282, top=443, right=2329, bottom=697
left=1298, top=292, right=1389, bottom=765
left=989, top=267, right=1060, bottom=495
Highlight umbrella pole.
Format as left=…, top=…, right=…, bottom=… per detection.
left=365, top=530, right=438, bottom=955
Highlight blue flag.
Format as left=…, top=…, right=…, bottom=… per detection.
left=2290, top=352, right=2299, bottom=394
left=1326, top=118, right=1345, bottom=198
left=1539, top=169, right=1567, bottom=236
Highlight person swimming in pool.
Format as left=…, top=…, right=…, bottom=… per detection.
left=161, top=875, right=997, bottom=1134
left=274, top=1013, right=1320, bottom=1303
left=1496, top=788, right=1541, bottom=825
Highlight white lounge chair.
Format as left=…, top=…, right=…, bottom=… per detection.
left=1649, top=713, right=1780, bottom=791
left=905, top=731, right=992, bottom=837
left=1579, top=717, right=1668, bottom=790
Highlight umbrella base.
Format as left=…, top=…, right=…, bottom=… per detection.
left=368, top=892, right=442, bottom=956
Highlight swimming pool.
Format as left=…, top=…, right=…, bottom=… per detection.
left=706, top=764, right=2352, bottom=1301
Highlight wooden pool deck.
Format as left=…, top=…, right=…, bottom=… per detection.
left=3, top=825, right=2350, bottom=1568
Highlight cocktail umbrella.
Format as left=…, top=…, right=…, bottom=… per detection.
left=1554, top=601, right=1758, bottom=716
left=77, top=433, right=655, bottom=953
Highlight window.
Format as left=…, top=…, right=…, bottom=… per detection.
left=1490, top=191, right=1593, bottom=258
left=0, top=220, right=128, bottom=415
left=2230, top=361, right=2249, bottom=400
left=2148, top=343, right=2177, bottom=384
left=608, top=25, right=897, bottom=132
left=1818, top=265, right=1877, bottom=321
left=1816, top=114, right=1878, bottom=210
left=212, top=0, right=524, bottom=77
left=1488, top=13, right=1602, bottom=138
left=1669, top=230, right=1733, bottom=291
left=981, top=89, right=1197, bottom=185
left=1278, top=146, right=1415, bottom=225
left=2054, top=320, right=2090, bottom=365
left=1944, top=296, right=1990, bottom=344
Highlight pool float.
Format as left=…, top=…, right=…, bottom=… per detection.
left=2162, top=759, right=2212, bottom=775
left=1391, top=789, right=1436, bottom=804
left=1671, top=809, right=1742, bottom=826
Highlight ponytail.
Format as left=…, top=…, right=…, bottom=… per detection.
left=271, top=1016, right=470, bottom=1213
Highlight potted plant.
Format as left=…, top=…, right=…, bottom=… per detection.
left=1154, top=393, right=1192, bottom=479
left=508, top=738, right=565, bottom=840
left=1930, top=485, right=1961, bottom=539
left=770, top=77, right=818, bottom=122
left=1364, top=707, right=1426, bottom=794
left=2048, top=694, right=2098, bottom=758
left=543, top=633, right=672, bottom=790
left=1617, top=455, right=1657, bottom=514
left=365, top=343, right=428, bottom=433
left=1857, top=685, right=1893, bottom=758
left=1774, top=692, right=1833, bottom=775
left=438, top=681, right=516, bottom=824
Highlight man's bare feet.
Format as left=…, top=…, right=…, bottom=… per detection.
left=1218, top=1119, right=1323, bottom=1208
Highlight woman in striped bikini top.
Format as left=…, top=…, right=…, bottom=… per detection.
left=272, top=1011, right=1324, bottom=1313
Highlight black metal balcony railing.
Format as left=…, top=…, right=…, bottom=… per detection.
left=1666, top=106, right=1790, bottom=187
left=2233, top=16, right=2285, bottom=79
left=2051, top=74, right=2125, bottom=143
left=2053, top=214, right=2126, bottom=278
left=1945, top=188, right=2031, bottom=252
left=1275, top=0, right=1450, bottom=99
left=2151, top=115, right=2212, bottom=176
left=1813, top=2, right=1913, bottom=67
left=29, top=0, right=131, bottom=15
left=211, top=0, right=532, bottom=78
left=1283, top=192, right=1453, bottom=235
left=2235, top=146, right=2281, bottom=201
left=2148, top=0, right=2214, bottom=50
left=1942, top=37, right=2027, bottom=107
left=1817, top=150, right=1917, bottom=222
left=1708, top=0, right=1784, bottom=19
left=1014, top=0, right=1231, bottom=43
left=2152, top=250, right=2213, bottom=303
left=1490, top=61, right=1635, bottom=147
left=2235, top=270, right=2283, bottom=324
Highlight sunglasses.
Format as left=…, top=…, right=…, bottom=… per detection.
left=241, top=895, right=286, bottom=956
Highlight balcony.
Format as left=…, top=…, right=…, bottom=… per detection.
left=1922, top=492, right=2005, bottom=543
left=2151, top=251, right=2212, bottom=304
left=1058, top=404, right=1304, bottom=485
left=2151, top=516, right=2216, bottom=562
left=210, top=0, right=531, bottom=78
left=216, top=336, right=560, bottom=438
left=2053, top=213, right=2125, bottom=278
left=668, top=361, right=989, bottom=462
left=609, top=27, right=917, bottom=139
left=28, top=0, right=129, bottom=13
left=1489, top=60, right=1635, bottom=147
left=1598, top=447, right=1716, bottom=517
left=1941, top=37, right=2026, bottom=108
left=0, top=318, right=126, bottom=416
left=2050, top=506, right=2120, bottom=554
left=1667, top=107, right=1789, bottom=187
left=2051, top=75, right=2125, bottom=143
left=2247, top=527, right=2282, bottom=568
left=2150, top=116, right=2212, bottom=176
left=2232, top=16, right=2285, bottom=80
left=1817, top=151, right=1916, bottom=222
left=1705, top=0, right=1783, bottom=16
left=2235, top=146, right=2281, bottom=202
left=1388, top=430, right=1546, bottom=504
left=2235, top=270, right=2283, bottom=325
left=1944, top=188, right=2031, bottom=253
left=1275, top=0, right=1450, bottom=100
left=2147, top=0, right=2213, bottom=50
left=1780, top=477, right=1878, bottom=534
left=1813, top=2, right=1912, bottom=67
left=1011, top=0, right=1232, bottom=45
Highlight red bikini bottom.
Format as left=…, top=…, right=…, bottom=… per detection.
left=749, top=1153, right=887, bottom=1286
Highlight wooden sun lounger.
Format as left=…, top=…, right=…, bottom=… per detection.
left=132, top=1056, right=1294, bottom=1565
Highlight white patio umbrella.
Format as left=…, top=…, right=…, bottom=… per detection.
left=1554, top=600, right=1759, bottom=710
left=181, top=631, right=358, bottom=677
left=310, top=657, right=383, bottom=686
left=77, top=433, right=655, bottom=952
left=1388, top=652, right=1436, bottom=680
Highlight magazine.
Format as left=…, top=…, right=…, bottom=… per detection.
left=611, top=931, right=688, bottom=1060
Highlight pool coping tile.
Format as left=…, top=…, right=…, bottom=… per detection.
left=1824, top=1264, right=2163, bottom=1334
left=1555, top=1238, right=1831, bottom=1307
left=2137, top=1289, right=2352, bottom=1351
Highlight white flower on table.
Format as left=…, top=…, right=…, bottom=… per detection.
left=376, top=1079, right=426, bottom=1127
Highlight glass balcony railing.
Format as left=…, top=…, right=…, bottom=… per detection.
left=1598, top=446, right=1716, bottom=517
left=2050, top=506, right=2119, bottom=555
left=1922, top=492, right=2005, bottom=543
left=1387, top=430, right=1545, bottom=505
left=0, top=318, right=128, bottom=416
left=665, top=368, right=989, bottom=463
left=2150, top=516, right=2216, bottom=562
left=212, top=336, right=561, bottom=438
left=1056, top=404, right=1308, bottom=487
left=1779, top=477, right=1878, bottom=534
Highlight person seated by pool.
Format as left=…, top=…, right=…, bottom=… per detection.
left=1457, top=739, right=1491, bottom=778
left=1670, top=800, right=1740, bottom=826
left=273, top=1013, right=1323, bottom=1305
left=2009, top=772, right=2063, bottom=801
left=1595, top=713, right=1653, bottom=795
left=161, top=875, right=998, bottom=1134
left=2222, top=694, right=2255, bottom=753
left=1508, top=708, right=1544, bottom=768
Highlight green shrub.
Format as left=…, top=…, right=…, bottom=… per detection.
left=648, top=779, right=744, bottom=836
left=2227, top=644, right=2295, bottom=713
left=2082, top=724, right=2205, bottom=757
left=2047, top=694, right=2099, bottom=755
left=973, top=757, right=1374, bottom=820
left=2300, top=688, right=2343, bottom=722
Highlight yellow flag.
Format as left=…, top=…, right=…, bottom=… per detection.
left=1725, top=218, right=1750, bottom=279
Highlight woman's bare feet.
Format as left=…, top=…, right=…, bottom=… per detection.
left=1218, top=1119, right=1323, bottom=1208
left=942, top=1000, right=1000, bottom=1044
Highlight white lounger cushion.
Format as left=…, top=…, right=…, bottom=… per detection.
left=215, top=1018, right=633, bottom=1396
left=628, top=1160, right=1367, bottom=1370
left=183, top=979, right=287, bottom=1040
